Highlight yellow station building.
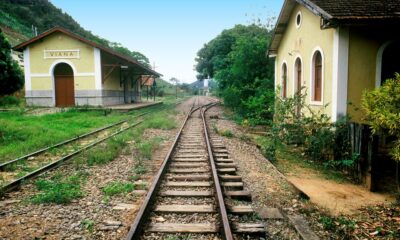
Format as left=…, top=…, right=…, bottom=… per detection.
left=269, top=0, right=400, bottom=123
left=14, top=27, right=160, bottom=107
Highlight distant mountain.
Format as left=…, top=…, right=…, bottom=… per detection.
left=0, top=0, right=150, bottom=66
left=190, top=79, right=217, bottom=90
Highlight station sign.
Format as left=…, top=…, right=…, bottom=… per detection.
left=43, top=49, right=80, bottom=59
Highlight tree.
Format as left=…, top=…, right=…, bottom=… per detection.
left=362, top=74, right=400, bottom=162
left=0, top=28, right=24, bottom=96
left=194, top=24, right=275, bottom=124
left=362, top=74, right=400, bottom=192
left=170, top=77, right=180, bottom=99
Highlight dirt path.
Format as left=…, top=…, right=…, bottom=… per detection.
left=288, top=175, right=395, bottom=215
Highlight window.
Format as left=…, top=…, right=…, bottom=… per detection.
left=282, top=63, right=288, bottom=98
left=294, top=58, right=302, bottom=94
left=296, top=11, right=302, bottom=28
left=312, top=51, right=323, bottom=102
left=294, top=57, right=302, bottom=116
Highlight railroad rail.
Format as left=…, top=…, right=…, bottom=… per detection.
left=0, top=101, right=179, bottom=194
left=126, top=100, right=265, bottom=239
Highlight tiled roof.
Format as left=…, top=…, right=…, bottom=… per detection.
left=306, top=0, right=400, bottom=19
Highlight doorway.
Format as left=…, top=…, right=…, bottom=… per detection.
left=381, top=41, right=400, bottom=85
left=54, top=63, right=75, bottom=107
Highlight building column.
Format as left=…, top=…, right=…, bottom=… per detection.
left=332, top=27, right=349, bottom=122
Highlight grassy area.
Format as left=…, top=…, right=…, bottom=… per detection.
left=31, top=171, right=88, bottom=204
left=102, top=181, right=135, bottom=197
left=0, top=109, right=127, bottom=162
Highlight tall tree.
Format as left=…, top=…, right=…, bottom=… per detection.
left=0, top=28, right=24, bottom=96
left=195, top=24, right=275, bottom=124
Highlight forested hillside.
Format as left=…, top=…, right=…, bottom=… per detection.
left=0, top=0, right=150, bottom=67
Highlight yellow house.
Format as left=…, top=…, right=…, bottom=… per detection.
left=13, top=27, right=161, bottom=107
left=269, top=0, right=400, bottom=122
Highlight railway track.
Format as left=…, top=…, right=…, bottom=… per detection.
left=127, top=100, right=265, bottom=239
left=0, top=101, right=178, bottom=194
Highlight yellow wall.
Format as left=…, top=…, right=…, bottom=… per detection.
left=347, top=28, right=387, bottom=122
left=31, top=77, right=52, bottom=90
left=29, top=32, right=96, bottom=90
left=275, top=4, right=334, bottom=118
left=101, top=53, right=123, bottom=91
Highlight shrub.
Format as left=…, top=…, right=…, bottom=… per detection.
left=273, top=89, right=353, bottom=169
left=0, top=95, right=20, bottom=107
left=362, top=73, right=400, bottom=162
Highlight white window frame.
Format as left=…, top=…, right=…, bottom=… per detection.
left=310, top=47, right=324, bottom=106
left=292, top=55, right=303, bottom=96
left=295, top=11, right=302, bottom=29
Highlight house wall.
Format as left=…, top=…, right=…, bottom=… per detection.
left=26, top=32, right=102, bottom=106
left=275, top=4, right=335, bottom=118
left=347, top=27, right=395, bottom=122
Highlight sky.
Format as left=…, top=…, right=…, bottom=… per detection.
left=51, top=0, right=284, bottom=83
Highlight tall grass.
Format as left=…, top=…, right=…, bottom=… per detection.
left=0, top=110, right=126, bottom=162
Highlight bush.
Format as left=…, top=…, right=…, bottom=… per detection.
left=362, top=73, right=400, bottom=162
left=273, top=89, right=353, bottom=170
left=0, top=95, right=20, bottom=107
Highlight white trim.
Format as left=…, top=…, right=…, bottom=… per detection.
left=295, top=11, right=302, bottom=29
left=375, top=41, right=392, bottom=88
left=332, top=27, right=349, bottom=122
left=31, top=72, right=95, bottom=77
left=23, top=47, right=31, bottom=91
left=44, top=49, right=80, bottom=59
left=94, top=47, right=102, bottom=90
left=309, top=46, right=325, bottom=106
left=281, top=60, right=288, bottom=98
left=292, top=55, right=303, bottom=96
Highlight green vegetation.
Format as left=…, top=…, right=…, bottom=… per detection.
left=0, top=28, right=23, bottom=97
left=80, top=219, right=95, bottom=232
left=362, top=73, right=400, bottom=162
left=86, top=137, right=127, bottom=166
left=102, top=181, right=135, bottom=197
left=195, top=24, right=274, bottom=125
left=0, top=0, right=150, bottom=66
left=143, top=112, right=177, bottom=130
left=0, top=110, right=126, bottom=162
left=31, top=171, right=87, bottom=204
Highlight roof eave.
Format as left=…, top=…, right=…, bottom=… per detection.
left=13, top=27, right=161, bottom=77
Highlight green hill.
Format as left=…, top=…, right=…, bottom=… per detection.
left=0, top=0, right=150, bottom=67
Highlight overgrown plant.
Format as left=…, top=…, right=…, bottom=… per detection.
left=362, top=73, right=400, bottom=162
left=272, top=89, right=353, bottom=171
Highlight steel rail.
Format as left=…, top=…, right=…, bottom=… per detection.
left=0, top=121, right=143, bottom=194
left=126, top=99, right=197, bottom=239
left=201, top=102, right=233, bottom=240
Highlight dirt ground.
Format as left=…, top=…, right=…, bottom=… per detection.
left=288, top=174, right=395, bottom=216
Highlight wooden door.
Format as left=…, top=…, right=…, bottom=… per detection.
left=314, top=64, right=322, bottom=101
left=314, top=53, right=322, bottom=101
left=55, top=75, right=75, bottom=107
